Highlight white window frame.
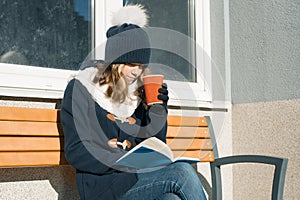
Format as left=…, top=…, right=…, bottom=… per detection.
left=0, top=0, right=216, bottom=108
left=167, top=0, right=212, bottom=107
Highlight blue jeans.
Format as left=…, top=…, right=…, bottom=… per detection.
left=120, top=162, right=207, bottom=200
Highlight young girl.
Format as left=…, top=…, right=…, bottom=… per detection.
left=61, top=5, right=207, bottom=200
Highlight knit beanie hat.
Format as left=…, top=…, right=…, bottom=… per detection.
left=105, top=5, right=151, bottom=65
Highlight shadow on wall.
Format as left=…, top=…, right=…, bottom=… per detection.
left=0, top=166, right=79, bottom=200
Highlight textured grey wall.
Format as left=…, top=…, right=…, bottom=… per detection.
left=230, top=0, right=300, bottom=104
left=228, top=1, right=300, bottom=199
left=232, top=99, right=300, bottom=199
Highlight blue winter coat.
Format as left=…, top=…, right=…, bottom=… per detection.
left=61, top=79, right=167, bottom=200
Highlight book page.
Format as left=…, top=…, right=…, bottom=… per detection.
left=117, top=137, right=174, bottom=162
left=114, top=137, right=201, bottom=169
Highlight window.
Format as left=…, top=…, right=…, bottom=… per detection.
left=1, top=0, right=212, bottom=106
left=127, top=0, right=196, bottom=82
left=0, top=0, right=92, bottom=69
left=0, top=0, right=93, bottom=98
left=121, top=0, right=212, bottom=105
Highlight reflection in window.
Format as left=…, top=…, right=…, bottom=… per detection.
left=125, top=0, right=196, bottom=82
left=0, top=0, right=92, bottom=70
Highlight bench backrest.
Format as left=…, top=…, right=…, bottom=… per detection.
left=167, top=116, right=216, bottom=162
left=0, top=106, right=217, bottom=167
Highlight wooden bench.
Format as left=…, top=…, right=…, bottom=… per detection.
left=0, top=106, right=288, bottom=200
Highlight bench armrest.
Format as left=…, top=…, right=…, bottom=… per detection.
left=210, top=155, right=288, bottom=200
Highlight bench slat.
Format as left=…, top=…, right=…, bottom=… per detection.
left=0, top=106, right=215, bottom=167
left=0, top=121, right=62, bottom=136
left=167, top=139, right=212, bottom=150
left=167, top=116, right=207, bottom=127
left=0, top=152, right=68, bottom=167
left=167, top=127, right=210, bottom=138
left=0, top=136, right=63, bottom=151
left=0, top=106, right=59, bottom=122
left=172, top=150, right=214, bottom=162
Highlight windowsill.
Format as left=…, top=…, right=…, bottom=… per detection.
left=0, top=63, right=229, bottom=109
left=0, top=63, right=76, bottom=99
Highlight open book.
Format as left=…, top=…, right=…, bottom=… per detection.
left=114, top=137, right=200, bottom=169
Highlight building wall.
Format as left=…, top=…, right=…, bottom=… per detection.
left=229, top=0, right=300, bottom=199
left=232, top=99, right=300, bottom=199
left=230, top=0, right=300, bottom=104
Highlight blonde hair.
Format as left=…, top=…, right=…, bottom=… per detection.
left=93, top=63, right=149, bottom=103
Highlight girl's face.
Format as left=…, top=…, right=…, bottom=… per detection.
left=120, top=63, right=144, bottom=84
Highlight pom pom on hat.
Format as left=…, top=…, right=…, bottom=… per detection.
left=111, top=4, right=148, bottom=27
left=105, top=4, right=151, bottom=65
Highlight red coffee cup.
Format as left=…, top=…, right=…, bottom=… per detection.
left=142, top=75, right=164, bottom=105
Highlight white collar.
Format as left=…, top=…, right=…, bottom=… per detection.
left=75, top=67, right=140, bottom=119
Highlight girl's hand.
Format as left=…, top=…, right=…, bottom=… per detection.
left=158, top=83, right=169, bottom=108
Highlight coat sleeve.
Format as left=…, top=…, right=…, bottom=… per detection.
left=61, top=79, right=124, bottom=174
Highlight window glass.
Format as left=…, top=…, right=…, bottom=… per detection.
left=125, top=0, right=196, bottom=82
left=0, top=0, right=92, bottom=70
